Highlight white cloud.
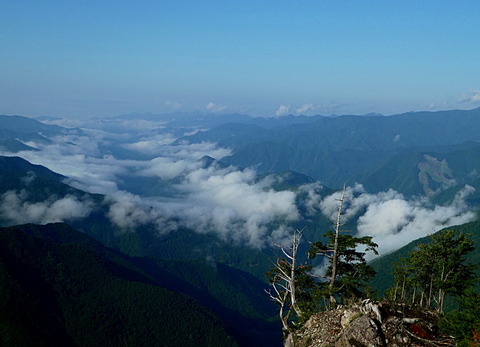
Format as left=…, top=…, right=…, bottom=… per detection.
left=170, top=166, right=300, bottom=246
left=104, top=191, right=156, bottom=230
left=471, top=90, right=480, bottom=103
left=0, top=190, right=93, bottom=226
left=299, top=182, right=325, bottom=215
left=296, top=103, right=314, bottom=114
left=459, top=89, right=480, bottom=104
left=275, top=104, right=290, bottom=117
left=7, top=126, right=232, bottom=195
left=4, top=117, right=477, bottom=253
left=309, top=183, right=477, bottom=258
left=99, top=165, right=300, bottom=247
left=206, top=102, right=228, bottom=113
left=354, top=185, right=476, bottom=258
left=122, top=134, right=180, bottom=154
left=319, top=184, right=403, bottom=222
left=2, top=118, right=297, bottom=246
left=140, top=157, right=200, bottom=180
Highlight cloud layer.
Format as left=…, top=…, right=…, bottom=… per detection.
left=1, top=118, right=477, bottom=253
left=0, top=190, right=93, bottom=225
left=316, top=184, right=476, bottom=257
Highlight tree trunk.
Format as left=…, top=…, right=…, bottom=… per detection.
left=428, top=275, right=433, bottom=307
left=328, top=184, right=345, bottom=304
left=290, top=230, right=302, bottom=316
left=438, top=289, right=445, bottom=313
left=279, top=291, right=290, bottom=332
left=401, top=279, right=406, bottom=302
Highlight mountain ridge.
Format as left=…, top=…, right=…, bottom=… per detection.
left=0, top=223, right=239, bottom=346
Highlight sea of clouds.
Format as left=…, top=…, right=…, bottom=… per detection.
left=0, top=117, right=476, bottom=254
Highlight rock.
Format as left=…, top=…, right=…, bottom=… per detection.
left=360, top=299, right=382, bottom=323
left=286, top=301, right=455, bottom=347
left=335, top=314, right=384, bottom=346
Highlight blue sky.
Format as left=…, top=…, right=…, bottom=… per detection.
left=1, top=1, right=479, bottom=118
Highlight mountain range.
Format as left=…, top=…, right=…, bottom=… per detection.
left=180, top=108, right=480, bottom=196
left=1, top=108, right=479, bottom=345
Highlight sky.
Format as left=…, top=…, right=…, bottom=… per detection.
left=1, top=1, right=480, bottom=118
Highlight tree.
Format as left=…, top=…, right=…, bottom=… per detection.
left=389, top=261, right=411, bottom=303
left=307, top=185, right=378, bottom=305
left=265, top=228, right=313, bottom=332
left=391, top=229, right=475, bottom=312
left=439, top=288, right=480, bottom=346
left=265, top=185, right=379, bottom=333
left=429, top=230, right=475, bottom=312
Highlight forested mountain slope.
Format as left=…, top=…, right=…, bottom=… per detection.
left=0, top=223, right=238, bottom=346
left=370, top=219, right=480, bottom=298
left=182, top=108, right=480, bottom=190
left=0, top=156, right=281, bottom=345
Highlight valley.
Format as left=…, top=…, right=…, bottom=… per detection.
left=1, top=109, right=479, bottom=345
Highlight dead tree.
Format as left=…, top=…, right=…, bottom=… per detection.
left=265, top=228, right=304, bottom=332
left=307, top=185, right=377, bottom=305
left=308, top=184, right=347, bottom=304
left=327, top=184, right=346, bottom=303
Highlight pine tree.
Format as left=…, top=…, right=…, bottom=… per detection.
left=307, top=185, right=378, bottom=305
left=391, top=229, right=475, bottom=312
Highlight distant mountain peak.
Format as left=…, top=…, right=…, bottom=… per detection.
left=198, top=155, right=217, bottom=168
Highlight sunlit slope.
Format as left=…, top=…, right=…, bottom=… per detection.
left=182, top=108, right=480, bottom=189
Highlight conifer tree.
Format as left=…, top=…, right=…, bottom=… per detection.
left=391, top=229, right=475, bottom=312
left=307, top=185, right=378, bottom=305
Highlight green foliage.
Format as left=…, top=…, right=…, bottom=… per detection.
left=265, top=226, right=378, bottom=336
left=308, top=231, right=378, bottom=304
left=0, top=156, right=282, bottom=343
left=389, top=230, right=476, bottom=312
left=294, top=265, right=321, bottom=317
left=439, top=289, right=480, bottom=346
left=0, top=224, right=239, bottom=346
left=371, top=220, right=480, bottom=300
left=186, top=108, right=480, bottom=189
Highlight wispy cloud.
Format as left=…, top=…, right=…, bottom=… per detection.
left=206, top=102, right=228, bottom=113
left=2, top=117, right=476, bottom=252
left=296, top=103, right=314, bottom=114
left=459, top=89, right=480, bottom=104
left=275, top=104, right=290, bottom=117
left=316, top=184, right=476, bottom=258
left=1, top=120, right=298, bottom=246
left=0, top=189, right=93, bottom=226
left=101, top=164, right=301, bottom=247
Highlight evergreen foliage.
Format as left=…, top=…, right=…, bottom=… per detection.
left=265, top=190, right=378, bottom=333
left=308, top=231, right=378, bottom=303
left=184, top=108, right=480, bottom=188
left=265, top=229, right=378, bottom=332
left=388, top=230, right=476, bottom=313
left=370, top=220, right=480, bottom=298
left=386, top=229, right=480, bottom=344
left=438, top=289, right=480, bottom=346
left=0, top=223, right=240, bottom=346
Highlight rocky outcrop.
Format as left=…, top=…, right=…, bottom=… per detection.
left=286, top=300, right=455, bottom=346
